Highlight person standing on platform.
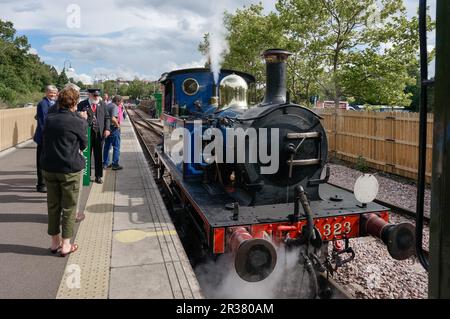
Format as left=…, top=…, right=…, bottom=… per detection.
left=103, top=93, right=110, bottom=105
left=77, top=89, right=111, bottom=184
left=103, top=95, right=123, bottom=170
left=119, top=99, right=127, bottom=122
left=33, top=85, right=58, bottom=193
left=40, top=86, right=88, bottom=256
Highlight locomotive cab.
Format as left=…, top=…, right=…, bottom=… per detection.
left=159, top=68, right=256, bottom=118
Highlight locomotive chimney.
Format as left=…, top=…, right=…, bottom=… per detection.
left=261, top=49, right=292, bottom=106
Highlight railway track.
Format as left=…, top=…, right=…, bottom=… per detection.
left=328, top=181, right=430, bottom=261
left=129, top=108, right=163, bottom=135
left=126, top=108, right=162, bottom=163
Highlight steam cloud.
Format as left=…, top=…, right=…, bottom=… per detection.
left=208, top=1, right=229, bottom=84
left=195, top=247, right=317, bottom=299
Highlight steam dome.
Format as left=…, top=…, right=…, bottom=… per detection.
left=219, top=74, right=248, bottom=110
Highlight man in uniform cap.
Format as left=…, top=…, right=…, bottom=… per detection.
left=77, top=88, right=111, bottom=184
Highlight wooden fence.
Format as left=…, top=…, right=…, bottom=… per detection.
left=0, top=108, right=36, bottom=152
left=0, top=107, right=434, bottom=183
left=315, top=109, right=433, bottom=183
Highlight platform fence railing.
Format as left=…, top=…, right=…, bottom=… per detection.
left=0, top=108, right=36, bottom=152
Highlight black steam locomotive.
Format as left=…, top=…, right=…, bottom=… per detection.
left=155, top=49, right=415, bottom=297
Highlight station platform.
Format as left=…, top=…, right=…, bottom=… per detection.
left=0, top=119, right=203, bottom=299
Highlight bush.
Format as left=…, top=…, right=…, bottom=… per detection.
left=13, top=91, right=43, bottom=107
left=0, top=86, right=17, bottom=103
left=0, top=90, right=43, bottom=108
left=356, top=155, right=368, bottom=172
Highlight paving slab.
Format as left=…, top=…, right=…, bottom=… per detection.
left=109, top=264, right=174, bottom=299
left=111, top=228, right=167, bottom=268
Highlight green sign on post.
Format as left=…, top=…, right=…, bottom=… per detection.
left=153, top=92, right=162, bottom=118
left=83, top=127, right=91, bottom=186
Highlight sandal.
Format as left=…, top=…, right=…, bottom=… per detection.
left=50, top=245, right=62, bottom=254
left=76, top=212, right=86, bottom=223
left=59, top=244, right=79, bottom=257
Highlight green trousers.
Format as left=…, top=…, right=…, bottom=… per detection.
left=42, top=170, right=82, bottom=239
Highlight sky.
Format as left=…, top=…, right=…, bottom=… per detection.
left=0, top=0, right=436, bottom=84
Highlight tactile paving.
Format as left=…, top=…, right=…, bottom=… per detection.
left=56, top=171, right=115, bottom=299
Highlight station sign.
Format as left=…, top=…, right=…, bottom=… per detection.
left=82, top=127, right=91, bottom=186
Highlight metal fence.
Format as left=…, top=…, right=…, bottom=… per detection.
left=316, top=109, right=433, bottom=183
left=0, top=108, right=36, bottom=152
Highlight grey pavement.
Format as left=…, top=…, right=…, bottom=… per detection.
left=0, top=119, right=202, bottom=299
left=0, top=142, right=90, bottom=299
left=109, top=119, right=203, bottom=299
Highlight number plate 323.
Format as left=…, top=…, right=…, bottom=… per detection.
left=314, top=215, right=360, bottom=241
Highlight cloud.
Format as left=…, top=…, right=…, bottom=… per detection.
left=63, top=68, right=93, bottom=85
left=27, top=47, right=38, bottom=55
left=12, top=2, right=44, bottom=13
left=72, top=73, right=94, bottom=85
left=42, top=26, right=204, bottom=79
left=91, top=66, right=148, bottom=81
left=165, top=57, right=207, bottom=72
left=1, top=0, right=436, bottom=81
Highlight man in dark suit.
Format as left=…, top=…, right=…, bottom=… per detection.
left=77, top=89, right=111, bottom=184
left=33, top=85, right=58, bottom=193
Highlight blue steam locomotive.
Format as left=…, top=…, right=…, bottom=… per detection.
left=154, top=49, right=415, bottom=294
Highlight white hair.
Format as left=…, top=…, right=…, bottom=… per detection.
left=64, top=83, right=81, bottom=92
left=46, top=85, right=58, bottom=92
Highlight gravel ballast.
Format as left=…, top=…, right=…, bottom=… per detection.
left=327, top=163, right=429, bottom=299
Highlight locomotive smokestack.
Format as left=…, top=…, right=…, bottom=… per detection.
left=261, top=49, right=292, bottom=106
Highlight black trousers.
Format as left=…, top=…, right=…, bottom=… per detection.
left=36, top=144, right=44, bottom=187
left=90, top=130, right=103, bottom=178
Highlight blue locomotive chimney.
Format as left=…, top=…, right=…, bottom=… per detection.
left=261, top=49, right=292, bottom=106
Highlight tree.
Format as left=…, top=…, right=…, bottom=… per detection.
left=118, top=84, right=129, bottom=96
left=76, top=81, right=86, bottom=90
left=57, top=70, right=69, bottom=89
left=102, top=80, right=117, bottom=95
left=0, top=19, right=59, bottom=107
left=199, top=1, right=434, bottom=109
left=276, top=1, right=327, bottom=105
left=127, top=80, right=147, bottom=99
left=277, top=0, right=430, bottom=108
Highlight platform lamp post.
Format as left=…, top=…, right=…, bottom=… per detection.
left=63, top=60, right=75, bottom=83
